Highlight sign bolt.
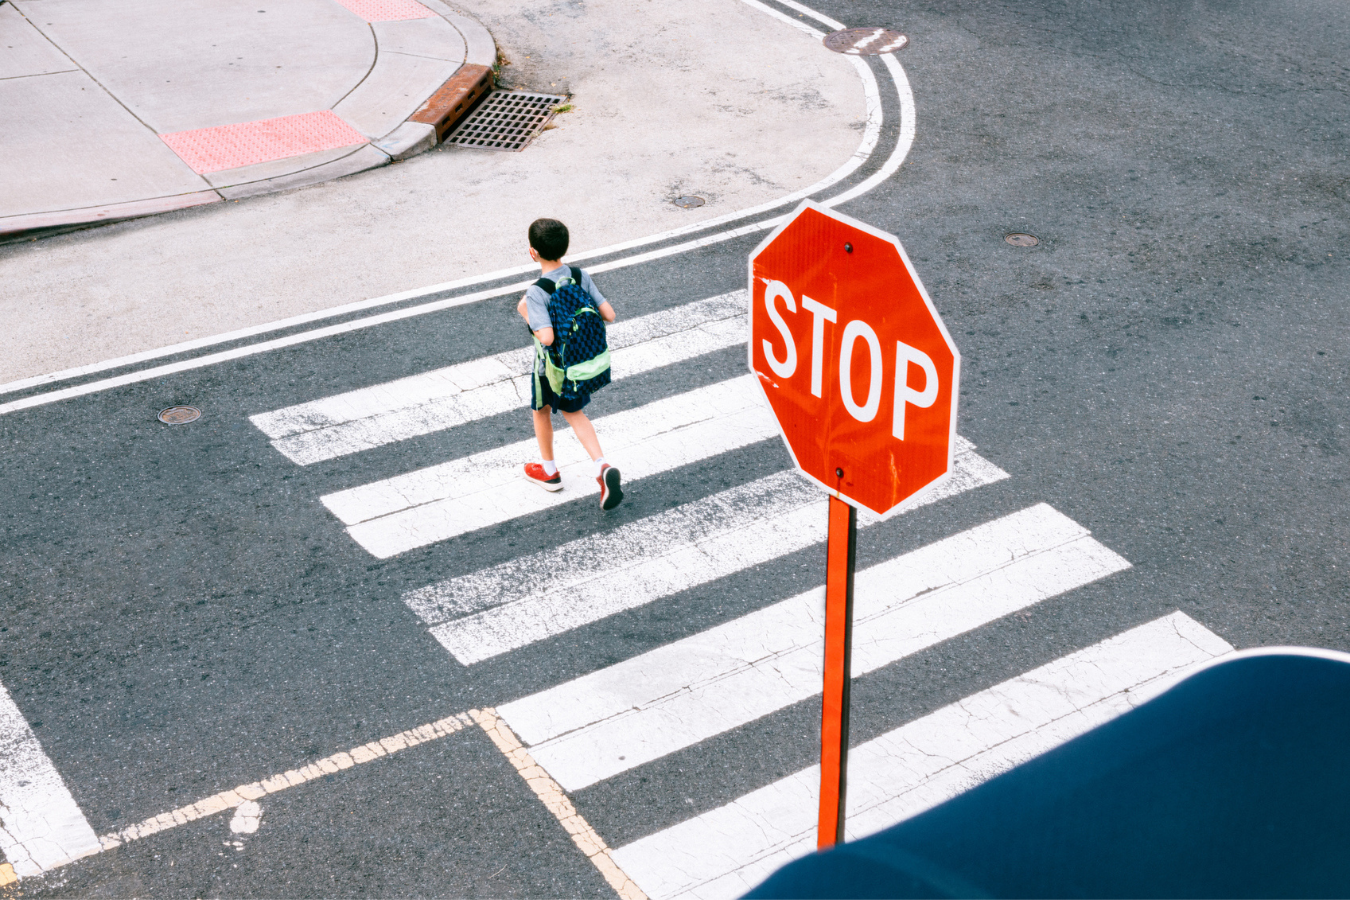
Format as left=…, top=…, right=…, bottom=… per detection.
left=836, top=467, right=844, bottom=478
left=844, top=243, right=853, bottom=253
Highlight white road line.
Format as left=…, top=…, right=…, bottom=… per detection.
left=324, top=374, right=779, bottom=558
left=611, top=612, right=1234, bottom=900
left=0, top=679, right=101, bottom=878
left=772, top=0, right=846, bottom=29
left=498, top=504, right=1131, bottom=792
left=0, top=0, right=900, bottom=415
left=821, top=53, right=915, bottom=210
left=419, top=440, right=1007, bottom=663
left=252, top=292, right=748, bottom=465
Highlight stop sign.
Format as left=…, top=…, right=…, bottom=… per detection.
left=748, top=200, right=960, bottom=517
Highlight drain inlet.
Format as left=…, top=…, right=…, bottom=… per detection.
left=158, top=406, right=201, bottom=425
left=446, top=90, right=569, bottom=151
left=823, top=28, right=908, bottom=55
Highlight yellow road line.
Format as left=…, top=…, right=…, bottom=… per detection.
left=472, top=707, right=646, bottom=900
left=17, top=705, right=640, bottom=896
left=98, top=712, right=473, bottom=850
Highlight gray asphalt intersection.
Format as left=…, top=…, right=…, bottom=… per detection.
left=2, top=0, right=1348, bottom=895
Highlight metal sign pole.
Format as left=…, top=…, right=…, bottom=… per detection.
left=818, top=493, right=857, bottom=848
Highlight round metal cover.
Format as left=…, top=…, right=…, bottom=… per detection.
left=673, top=195, right=705, bottom=209
left=158, top=406, right=201, bottom=425
left=1004, top=233, right=1040, bottom=247
left=823, top=28, right=908, bottom=55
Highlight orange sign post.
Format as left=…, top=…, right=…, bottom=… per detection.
left=747, top=200, right=961, bottom=848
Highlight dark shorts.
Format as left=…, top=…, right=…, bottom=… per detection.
left=531, top=370, right=590, bottom=414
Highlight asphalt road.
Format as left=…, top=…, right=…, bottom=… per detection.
left=1, top=0, right=1347, bottom=896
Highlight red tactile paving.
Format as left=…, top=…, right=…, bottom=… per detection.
left=160, top=111, right=368, bottom=174
left=330, top=0, right=436, bottom=22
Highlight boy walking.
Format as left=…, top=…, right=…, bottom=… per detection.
left=517, top=218, right=623, bottom=510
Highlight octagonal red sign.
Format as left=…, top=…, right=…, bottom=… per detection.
left=748, top=200, right=960, bottom=517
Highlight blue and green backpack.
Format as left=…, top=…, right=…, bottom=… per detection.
left=534, top=266, right=611, bottom=403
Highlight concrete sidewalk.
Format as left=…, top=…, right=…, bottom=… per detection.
left=0, top=0, right=867, bottom=385
left=0, top=0, right=494, bottom=235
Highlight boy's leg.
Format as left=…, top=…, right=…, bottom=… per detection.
left=560, top=409, right=602, bottom=460
left=562, top=409, right=623, bottom=510
left=524, top=405, right=563, bottom=491
left=533, top=407, right=555, bottom=461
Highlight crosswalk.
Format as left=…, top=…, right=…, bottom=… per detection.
left=612, top=613, right=1233, bottom=900
left=498, top=503, right=1130, bottom=791
left=324, top=375, right=780, bottom=558
left=409, top=439, right=1006, bottom=664
left=246, top=288, right=1236, bottom=899
left=250, top=292, right=748, bottom=466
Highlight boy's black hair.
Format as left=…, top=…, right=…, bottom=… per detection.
left=529, top=218, right=569, bottom=261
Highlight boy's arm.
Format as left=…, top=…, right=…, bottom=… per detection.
left=578, top=270, right=615, bottom=323
left=520, top=292, right=556, bottom=345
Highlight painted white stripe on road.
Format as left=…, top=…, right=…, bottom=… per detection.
left=324, top=375, right=778, bottom=558
left=499, top=504, right=1131, bottom=792
left=420, top=440, right=1006, bottom=662
left=611, top=612, right=1234, bottom=900
left=0, top=679, right=101, bottom=878
left=772, top=0, right=846, bottom=30
left=252, top=292, right=749, bottom=465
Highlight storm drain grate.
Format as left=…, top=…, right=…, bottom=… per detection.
left=446, top=90, right=568, bottom=151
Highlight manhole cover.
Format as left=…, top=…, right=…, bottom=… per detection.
left=446, top=90, right=568, bottom=151
left=1005, top=233, right=1040, bottom=247
left=673, top=196, right=705, bottom=209
left=158, top=406, right=201, bottom=425
left=823, top=28, right=908, bottom=55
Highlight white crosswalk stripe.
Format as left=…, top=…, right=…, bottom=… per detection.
left=252, top=292, right=747, bottom=465
left=497, top=503, right=1130, bottom=791
left=0, top=678, right=101, bottom=877
left=409, top=437, right=1007, bottom=664
left=324, top=375, right=779, bottom=558
left=610, top=612, right=1234, bottom=900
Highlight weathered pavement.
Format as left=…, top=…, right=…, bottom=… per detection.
left=1, top=0, right=1347, bottom=895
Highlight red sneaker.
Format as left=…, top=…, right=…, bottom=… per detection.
left=524, top=462, right=563, bottom=492
left=598, top=464, right=623, bottom=510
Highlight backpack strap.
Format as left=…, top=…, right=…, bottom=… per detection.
left=567, top=266, right=598, bottom=310
left=534, top=277, right=557, bottom=294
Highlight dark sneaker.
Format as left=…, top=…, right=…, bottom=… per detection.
left=524, top=462, right=563, bottom=492
left=598, top=464, right=623, bottom=510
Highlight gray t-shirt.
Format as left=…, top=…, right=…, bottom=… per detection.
left=524, top=265, right=608, bottom=333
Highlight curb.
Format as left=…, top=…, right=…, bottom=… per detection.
left=0, top=0, right=496, bottom=240
left=410, top=63, right=494, bottom=142
left=0, top=192, right=222, bottom=242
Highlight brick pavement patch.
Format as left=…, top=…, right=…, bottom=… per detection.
left=330, top=0, right=436, bottom=22
left=160, top=111, right=368, bottom=174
